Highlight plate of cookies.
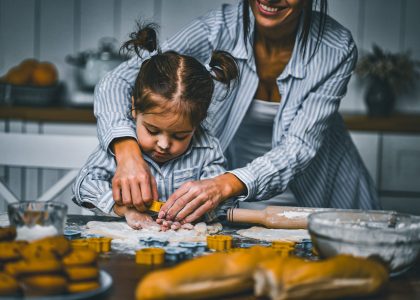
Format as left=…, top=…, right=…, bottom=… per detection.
left=0, top=227, right=112, bottom=299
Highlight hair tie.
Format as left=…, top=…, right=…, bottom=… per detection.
left=149, top=50, right=159, bottom=57
left=204, top=63, right=212, bottom=73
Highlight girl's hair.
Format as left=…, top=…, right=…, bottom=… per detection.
left=242, top=0, right=328, bottom=60
left=121, top=23, right=239, bottom=128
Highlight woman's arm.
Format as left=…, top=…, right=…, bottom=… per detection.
left=159, top=135, right=246, bottom=224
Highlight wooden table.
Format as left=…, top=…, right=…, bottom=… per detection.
left=67, top=215, right=420, bottom=300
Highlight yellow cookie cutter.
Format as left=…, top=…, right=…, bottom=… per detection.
left=149, top=200, right=164, bottom=213
left=136, top=248, right=165, bottom=265
left=207, top=235, right=233, bottom=251
left=87, top=237, right=113, bottom=253
left=71, top=239, right=88, bottom=250
left=270, top=241, right=296, bottom=257
left=271, top=240, right=296, bottom=248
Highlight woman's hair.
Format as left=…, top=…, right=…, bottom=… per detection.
left=121, top=23, right=239, bottom=128
left=242, top=0, right=328, bottom=60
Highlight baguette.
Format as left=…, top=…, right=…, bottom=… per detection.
left=254, top=255, right=389, bottom=300
left=136, top=246, right=278, bottom=300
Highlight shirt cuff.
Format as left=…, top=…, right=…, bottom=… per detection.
left=227, top=167, right=257, bottom=201
left=95, top=190, right=115, bottom=214
left=102, top=126, right=138, bottom=154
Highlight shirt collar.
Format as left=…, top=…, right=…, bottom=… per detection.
left=189, top=127, right=214, bottom=149
left=231, top=2, right=307, bottom=79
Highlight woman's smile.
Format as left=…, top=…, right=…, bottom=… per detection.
left=256, top=0, right=289, bottom=17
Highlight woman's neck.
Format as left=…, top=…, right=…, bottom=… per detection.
left=254, top=17, right=300, bottom=54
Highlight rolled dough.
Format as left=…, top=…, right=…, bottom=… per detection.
left=84, top=221, right=223, bottom=254
left=237, top=226, right=309, bottom=242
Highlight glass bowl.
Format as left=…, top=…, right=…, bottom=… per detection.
left=8, top=201, right=67, bottom=241
left=308, top=210, right=420, bottom=276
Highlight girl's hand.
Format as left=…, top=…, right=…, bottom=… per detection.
left=124, top=208, right=158, bottom=230
left=112, top=138, right=159, bottom=211
left=158, top=173, right=246, bottom=224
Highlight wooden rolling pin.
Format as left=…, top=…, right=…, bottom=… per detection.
left=227, top=206, right=331, bottom=229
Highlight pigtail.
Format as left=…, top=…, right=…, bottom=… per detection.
left=120, top=22, right=159, bottom=57
left=208, top=50, right=239, bottom=93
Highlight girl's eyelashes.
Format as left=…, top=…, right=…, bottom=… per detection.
left=145, top=127, right=159, bottom=135
left=173, top=134, right=191, bottom=141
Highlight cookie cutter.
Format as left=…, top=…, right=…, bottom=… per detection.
left=206, top=235, right=232, bottom=251
left=87, top=237, right=112, bottom=253
left=271, top=240, right=296, bottom=248
left=136, top=248, right=165, bottom=265
left=177, top=242, right=202, bottom=253
left=140, top=237, right=168, bottom=248
left=270, top=241, right=296, bottom=257
left=64, top=230, right=81, bottom=240
left=71, top=239, right=88, bottom=250
left=148, top=200, right=164, bottom=213
left=163, top=246, right=190, bottom=262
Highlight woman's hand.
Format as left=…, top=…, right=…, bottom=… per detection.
left=112, top=138, right=159, bottom=211
left=157, top=173, right=246, bottom=224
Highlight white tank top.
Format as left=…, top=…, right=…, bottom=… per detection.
left=230, top=99, right=296, bottom=205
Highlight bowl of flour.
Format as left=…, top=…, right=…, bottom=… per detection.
left=308, top=210, right=420, bottom=276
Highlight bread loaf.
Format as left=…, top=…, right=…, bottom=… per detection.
left=136, top=246, right=278, bottom=300
left=254, top=255, right=388, bottom=300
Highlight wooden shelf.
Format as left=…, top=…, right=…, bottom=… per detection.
left=0, top=104, right=95, bottom=123
left=1, top=104, right=420, bottom=133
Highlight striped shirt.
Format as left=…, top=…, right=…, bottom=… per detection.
left=94, top=1, right=381, bottom=210
left=72, top=128, right=230, bottom=220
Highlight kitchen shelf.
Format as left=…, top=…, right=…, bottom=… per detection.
left=1, top=104, right=420, bottom=133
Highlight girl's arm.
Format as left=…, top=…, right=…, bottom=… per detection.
left=94, top=7, right=228, bottom=209
left=160, top=135, right=246, bottom=224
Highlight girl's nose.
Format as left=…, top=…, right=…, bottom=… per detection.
left=157, top=137, right=169, bottom=150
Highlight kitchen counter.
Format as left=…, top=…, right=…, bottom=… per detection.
left=1, top=104, right=420, bottom=133
left=64, top=215, right=419, bottom=300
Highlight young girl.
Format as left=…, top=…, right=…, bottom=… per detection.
left=72, top=23, right=238, bottom=230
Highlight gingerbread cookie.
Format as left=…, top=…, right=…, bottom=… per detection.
left=0, top=272, right=20, bottom=296
left=67, top=281, right=100, bottom=294
left=22, top=274, right=67, bottom=296
left=0, top=242, right=24, bottom=262
left=0, top=227, right=17, bottom=242
left=4, top=259, right=62, bottom=277
left=65, top=266, right=99, bottom=282
left=63, top=249, right=98, bottom=267
left=29, top=236, right=71, bottom=257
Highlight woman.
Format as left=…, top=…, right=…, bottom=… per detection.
left=94, top=0, right=381, bottom=225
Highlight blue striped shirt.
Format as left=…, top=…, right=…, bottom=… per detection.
left=72, top=128, right=229, bottom=220
left=94, top=1, right=380, bottom=210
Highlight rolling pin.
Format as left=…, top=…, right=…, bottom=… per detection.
left=226, top=206, right=331, bottom=229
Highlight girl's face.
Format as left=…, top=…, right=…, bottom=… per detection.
left=250, top=0, right=304, bottom=31
left=133, top=104, right=195, bottom=164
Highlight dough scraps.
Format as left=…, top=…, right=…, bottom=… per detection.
left=84, top=221, right=222, bottom=254
left=236, top=226, right=309, bottom=242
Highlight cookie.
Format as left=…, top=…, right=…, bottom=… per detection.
left=4, top=259, right=62, bottom=277
left=0, top=227, right=17, bottom=242
left=29, top=236, right=71, bottom=257
left=65, top=266, right=99, bottom=282
left=67, top=280, right=100, bottom=294
left=20, top=243, right=58, bottom=261
left=22, top=274, right=67, bottom=296
left=0, top=242, right=24, bottom=262
left=63, top=249, right=98, bottom=267
left=0, top=272, right=20, bottom=296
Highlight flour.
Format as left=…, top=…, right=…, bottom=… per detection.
left=237, top=226, right=309, bottom=242
left=15, top=224, right=58, bottom=241
left=279, top=211, right=311, bottom=219
left=84, top=221, right=222, bottom=254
